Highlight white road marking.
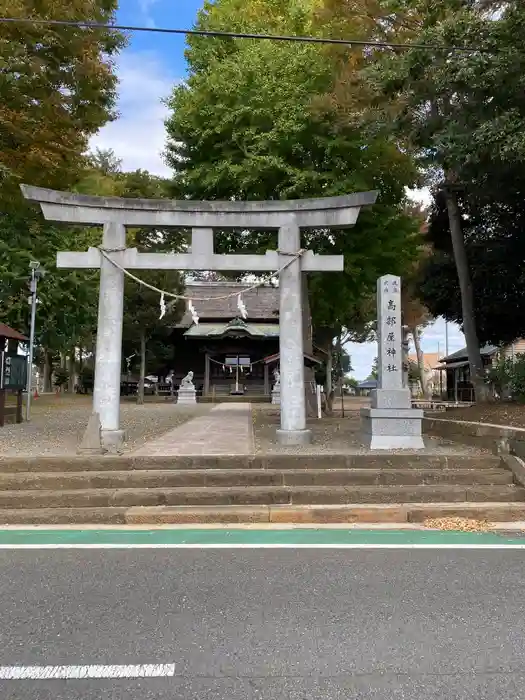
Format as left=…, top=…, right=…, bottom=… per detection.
left=0, top=664, right=176, bottom=680
left=0, top=543, right=523, bottom=550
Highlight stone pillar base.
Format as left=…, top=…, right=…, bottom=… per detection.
left=100, top=429, right=126, bottom=454
left=177, top=389, right=197, bottom=405
left=360, top=407, right=424, bottom=450
left=371, top=388, right=411, bottom=409
left=271, top=389, right=280, bottom=405
left=276, top=429, right=312, bottom=446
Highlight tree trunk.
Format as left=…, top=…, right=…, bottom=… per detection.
left=444, top=187, right=488, bottom=401
left=324, top=341, right=334, bottom=415
left=334, top=333, right=345, bottom=416
left=67, top=348, right=76, bottom=393
left=302, top=274, right=317, bottom=417
left=43, top=350, right=53, bottom=393
left=410, top=326, right=430, bottom=399
left=137, top=331, right=146, bottom=405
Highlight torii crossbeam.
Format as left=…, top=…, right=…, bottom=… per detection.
left=22, top=185, right=377, bottom=452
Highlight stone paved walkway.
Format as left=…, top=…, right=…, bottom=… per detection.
left=132, top=403, right=254, bottom=456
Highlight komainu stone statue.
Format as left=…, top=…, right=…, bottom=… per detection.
left=177, top=370, right=196, bottom=405
left=181, top=370, right=194, bottom=388
left=271, top=367, right=281, bottom=405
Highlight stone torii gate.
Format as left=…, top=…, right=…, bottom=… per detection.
left=22, top=185, right=377, bottom=452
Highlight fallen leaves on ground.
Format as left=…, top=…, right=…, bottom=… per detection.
left=444, top=403, right=525, bottom=429
left=423, top=517, right=491, bottom=532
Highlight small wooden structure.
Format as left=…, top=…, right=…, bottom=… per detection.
left=0, top=324, right=28, bottom=427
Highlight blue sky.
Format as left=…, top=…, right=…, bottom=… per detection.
left=90, top=0, right=465, bottom=379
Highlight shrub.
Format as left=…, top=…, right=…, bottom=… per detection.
left=489, top=353, right=525, bottom=402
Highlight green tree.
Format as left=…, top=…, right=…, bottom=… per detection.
left=0, top=0, right=125, bottom=198
left=122, top=271, right=184, bottom=404
left=322, top=0, right=525, bottom=399
left=0, top=0, right=125, bottom=380
left=118, top=169, right=186, bottom=403
left=165, top=0, right=420, bottom=412
left=419, top=185, right=525, bottom=347
left=344, top=376, right=359, bottom=391
left=367, top=357, right=378, bottom=381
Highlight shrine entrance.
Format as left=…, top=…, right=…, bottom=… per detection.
left=22, top=184, right=377, bottom=452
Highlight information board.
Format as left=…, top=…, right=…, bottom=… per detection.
left=1, top=353, right=27, bottom=390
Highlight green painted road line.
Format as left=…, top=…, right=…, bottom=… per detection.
left=0, top=528, right=523, bottom=547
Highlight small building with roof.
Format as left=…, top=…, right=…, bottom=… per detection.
left=171, top=282, right=281, bottom=398
left=436, top=344, right=499, bottom=402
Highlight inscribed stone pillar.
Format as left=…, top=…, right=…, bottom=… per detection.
left=93, top=222, right=126, bottom=452
left=276, top=219, right=311, bottom=445
left=360, top=275, right=424, bottom=449
left=373, top=275, right=410, bottom=408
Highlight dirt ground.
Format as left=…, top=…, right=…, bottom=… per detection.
left=443, top=402, right=525, bottom=429
left=0, top=395, right=213, bottom=456
left=251, top=403, right=488, bottom=455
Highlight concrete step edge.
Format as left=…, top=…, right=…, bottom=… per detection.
left=0, top=467, right=508, bottom=478
left=0, top=485, right=523, bottom=510
left=1, top=502, right=525, bottom=524
left=1, top=484, right=522, bottom=497
left=0, top=455, right=502, bottom=473
left=0, top=468, right=513, bottom=490
left=0, top=507, right=128, bottom=524
left=129, top=502, right=525, bottom=524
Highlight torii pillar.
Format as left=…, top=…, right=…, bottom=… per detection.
left=21, top=186, right=377, bottom=451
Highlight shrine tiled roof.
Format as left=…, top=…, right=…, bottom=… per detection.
left=176, top=283, right=279, bottom=328
left=0, top=323, right=28, bottom=342
left=184, top=322, right=280, bottom=339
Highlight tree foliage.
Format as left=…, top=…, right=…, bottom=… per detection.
left=165, top=0, right=421, bottom=349
left=321, top=0, right=525, bottom=398
left=419, top=187, right=525, bottom=345
left=0, top=0, right=125, bottom=362
left=0, top=0, right=125, bottom=198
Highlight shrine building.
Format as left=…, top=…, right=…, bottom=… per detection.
left=170, top=283, right=279, bottom=399
left=170, top=282, right=321, bottom=399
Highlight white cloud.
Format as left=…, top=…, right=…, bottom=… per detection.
left=90, top=50, right=177, bottom=176
left=138, top=0, right=160, bottom=28
left=419, top=317, right=465, bottom=358
left=346, top=340, right=378, bottom=381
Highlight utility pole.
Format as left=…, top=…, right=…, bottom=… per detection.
left=445, top=320, right=449, bottom=358
left=26, top=261, right=45, bottom=421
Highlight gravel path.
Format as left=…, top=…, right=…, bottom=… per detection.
left=252, top=405, right=491, bottom=456
left=0, top=398, right=213, bottom=457
left=0, top=397, right=491, bottom=458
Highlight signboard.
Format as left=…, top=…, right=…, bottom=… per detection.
left=0, top=352, right=27, bottom=390
left=225, top=356, right=251, bottom=367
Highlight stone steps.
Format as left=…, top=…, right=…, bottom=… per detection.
left=0, top=484, right=522, bottom=510
left=1, top=502, right=525, bottom=525
left=0, top=453, right=517, bottom=524
left=0, top=468, right=513, bottom=491
left=0, top=454, right=502, bottom=473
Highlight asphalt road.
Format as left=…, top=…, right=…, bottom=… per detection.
left=1, top=549, right=525, bottom=699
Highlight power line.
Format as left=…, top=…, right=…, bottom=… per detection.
left=0, top=17, right=494, bottom=53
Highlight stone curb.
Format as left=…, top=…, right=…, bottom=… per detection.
left=424, top=416, right=525, bottom=456
left=501, top=454, right=525, bottom=489
left=124, top=502, right=525, bottom=525
left=2, top=502, right=525, bottom=525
